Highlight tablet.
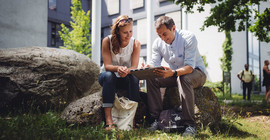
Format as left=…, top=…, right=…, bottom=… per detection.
left=130, top=66, right=165, bottom=80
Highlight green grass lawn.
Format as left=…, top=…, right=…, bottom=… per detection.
left=1, top=111, right=269, bottom=140
left=1, top=93, right=269, bottom=140
left=215, top=91, right=265, bottom=100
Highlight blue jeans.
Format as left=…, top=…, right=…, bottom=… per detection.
left=98, top=71, right=140, bottom=107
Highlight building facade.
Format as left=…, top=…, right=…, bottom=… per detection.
left=101, top=0, right=182, bottom=63
left=1, top=0, right=269, bottom=94
left=100, top=0, right=270, bottom=94
left=47, top=0, right=91, bottom=48
left=100, top=0, right=224, bottom=87
left=0, top=0, right=48, bottom=49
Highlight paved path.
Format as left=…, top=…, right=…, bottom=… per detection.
left=222, top=99, right=263, bottom=104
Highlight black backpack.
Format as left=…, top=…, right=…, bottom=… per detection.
left=157, top=107, right=185, bottom=132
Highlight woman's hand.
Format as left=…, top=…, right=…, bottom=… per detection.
left=118, top=66, right=129, bottom=78
left=140, top=62, right=150, bottom=68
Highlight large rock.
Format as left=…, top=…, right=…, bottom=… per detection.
left=163, top=86, right=221, bottom=127
left=61, top=90, right=148, bottom=126
left=61, top=91, right=103, bottom=125
left=61, top=86, right=221, bottom=128
left=0, top=47, right=101, bottom=111
left=194, top=87, right=222, bottom=127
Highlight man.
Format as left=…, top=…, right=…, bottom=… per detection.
left=143, top=16, right=206, bottom=136
left=237, top=64, right=254, bottom=100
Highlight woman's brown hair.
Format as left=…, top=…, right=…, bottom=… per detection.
left=111, top=15, right=133, bottom=54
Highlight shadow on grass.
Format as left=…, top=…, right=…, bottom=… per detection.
left=209, top=119, right=258, bottom=139
left=195, top=120, right=257, bottom=139
left=220, top=100, right=270, bottom=118
left=196, top=133, right=211, bottom=139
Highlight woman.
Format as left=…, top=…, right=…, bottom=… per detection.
left=263, top=60, right=270, bottom=102
left=98, top=15, right=141, bottom=130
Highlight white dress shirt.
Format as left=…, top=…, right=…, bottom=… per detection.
left=150, top=29, right=206, bottom=75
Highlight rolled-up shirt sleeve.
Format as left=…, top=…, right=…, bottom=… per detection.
left=150, top=40, right=162, bottom=66
left=184, top=33, right=197, bottom=69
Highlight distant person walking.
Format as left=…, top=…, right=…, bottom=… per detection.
left=237, top=64, right=254, bottom=100
left=263, top=60, right=270, bottom=102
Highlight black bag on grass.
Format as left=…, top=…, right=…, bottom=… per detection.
left=157, top=107, right=185, bottom=132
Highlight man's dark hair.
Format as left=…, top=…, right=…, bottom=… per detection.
left=155, top=16, right=175, bottom=30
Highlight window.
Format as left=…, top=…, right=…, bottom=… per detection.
left=55, top=24, right=63, bottom=47
left=137, top=18, right=147, bottom=45
left=49, top=0, right=57, bottom=10
left=106, top=0, right=119, bottom=15
left=165, top=11, right=182, bottom=30
left=130, top=0, right=144, bottom=10
left=51, top=23, right=56, bottom=46
left=50, top=23, right=63, bottom=47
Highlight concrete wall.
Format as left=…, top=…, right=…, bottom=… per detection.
left=101, top=0, right=179, bottom=26
left=101, top=0, right=180, bottom=33
left=0, top=0, right=47, bottom=49
left=186, top=4, right=224, bottom=82
left=231, top=31, right=247, bottom=94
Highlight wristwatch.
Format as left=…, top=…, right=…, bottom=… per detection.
left=173, top=70, right=177, bottom=77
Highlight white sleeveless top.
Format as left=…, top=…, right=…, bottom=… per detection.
left=101, top=35, right=135, bottom=76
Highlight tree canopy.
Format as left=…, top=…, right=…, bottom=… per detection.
left=171, top=0, right=270, bottom=42
left=59, top=0, right=91, bottom=58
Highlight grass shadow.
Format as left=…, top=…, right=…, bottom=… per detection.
left=196, top=133, right=211, bottom=139
left=210, top=119, right=258, bottom=139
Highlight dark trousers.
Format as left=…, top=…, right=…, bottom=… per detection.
left=146, top=68, right=206, bottom=127
left=98, top=71, right=140, bottom=107
left=242, top=82, right=252, bottom=100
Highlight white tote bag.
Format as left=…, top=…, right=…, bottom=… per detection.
left=111, top=95, right=138, bottom=131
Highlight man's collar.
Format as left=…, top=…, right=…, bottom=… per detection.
left=171, top=30, right=178, bottom=46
